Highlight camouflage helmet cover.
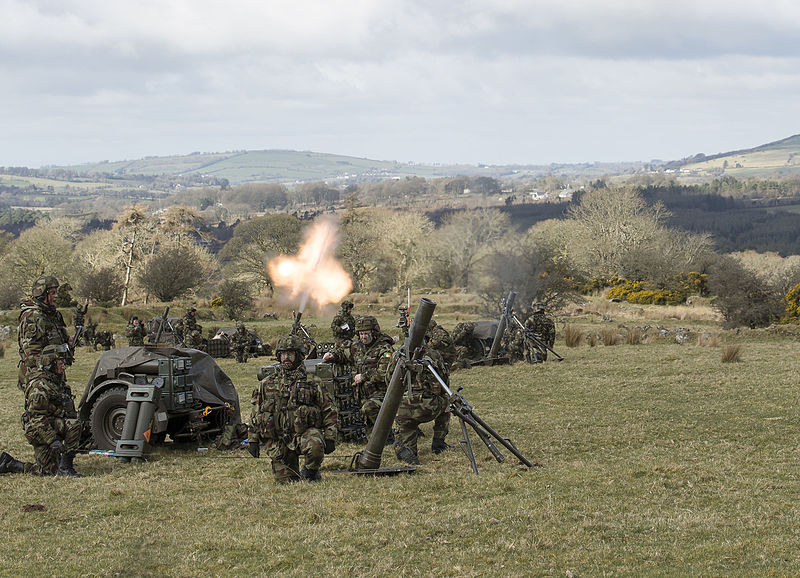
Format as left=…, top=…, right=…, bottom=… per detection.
left=355, top=315, right=380, bottom=333
left=32, top=275, right=60, bottom=300
left=341, top=300, right=354, bottom=310
left=39, top=343, right=70, bottom=368
left=275, top=334, right=307, bottom=357
left=236, top=321, right=245, bottom=330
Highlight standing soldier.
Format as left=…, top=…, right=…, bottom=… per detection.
left=322, top=316, right=394, bottom=439
left=20, top=343, right=82, bottom=477
left=330, top=300, right=355, bottom=346
left=232, top=322, right=251, bottom=363
left=425, top=320, right=457, bottom=368
left=390, top=343, right=451, bottom=465
left=18, top=275, right=73, bottom=391
left=525, top=302, right=556, bottom=362
left=249, top=335, right=338, bottom=483
left=183, top=308, right=204, bottom=349
left=73, top=302, right=88, bottom=330
left=125, top=316, right=147, bottom=346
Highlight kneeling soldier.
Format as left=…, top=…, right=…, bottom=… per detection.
left=249, top=335, right=338, bottom=483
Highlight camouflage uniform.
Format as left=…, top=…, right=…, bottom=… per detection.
left=330, top=300, right=355, bottom=346
left=94, top=330, right=114, bottom=351
left=183, top=309, right=204, bottom=350
left=84, top=321, right=97, bottom=347
left=390, top=344, right=451, bottom=464
left=250, top=335, right=337, bottom=483
left=425, top=320, right=457, bottom=368
left=502, top=323, right=526, bottom=363
left=232, top=323, right=251, bottom=363
left=452, top=321, right=476, bottom=364
left=525, top=306, right=556, bottom=362
left=17, top=275, right=72, bottom=391
left=326, top=316, right=394, bottom=437
left=73, top=303, right=87, bottom=329
left=21, top=344, right=82, bottom=476
left=125, top=318, right=147, bottom=346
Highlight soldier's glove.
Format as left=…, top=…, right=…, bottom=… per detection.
left=49, top=439, right=65, bottom=455
left=247, top=441, right=260, bottom=459
left=324, top=439, right=336, bottom=454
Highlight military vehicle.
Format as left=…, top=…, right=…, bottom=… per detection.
left=78, top=346, right=243, bottom=454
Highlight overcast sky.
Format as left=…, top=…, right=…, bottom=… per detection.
left=2, top=0, right=799, bottom=168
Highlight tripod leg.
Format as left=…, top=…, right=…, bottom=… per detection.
left=458, top=409, right=505, bottom=463
left=469, top=411, right=534, bottom=467
left=458, top=416, right=479, bottom=475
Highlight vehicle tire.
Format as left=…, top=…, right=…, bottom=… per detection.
left=470, top=337, right=486, bottom=360
left=89, top=386, right=129, bottom=450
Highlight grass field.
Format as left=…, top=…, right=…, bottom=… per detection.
left=1, top=301, right=800, bottom=576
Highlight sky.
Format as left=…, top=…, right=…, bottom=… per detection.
left=2, top=0, right=799, bottom=168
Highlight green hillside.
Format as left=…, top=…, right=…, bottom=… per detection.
left=677, top=134, right=800, bottom=178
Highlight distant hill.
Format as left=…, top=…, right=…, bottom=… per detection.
left=669, top=134, right=800, bottom=178
left=59, top=150, right=647, bottom=186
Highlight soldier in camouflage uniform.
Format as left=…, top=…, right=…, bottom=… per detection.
left=330, top=300, right=356, bottom=346
left=249, top=335, right=338, bottom=483
left=84, top=320, right=98, bottom=347
left=125, top=316, right=147, bottom=346
left=183, top=308, right=205, bottom=350
left=425, top=320, right=457, bottom=368
left=390, top=343, right=451, bottom=465
left=525, top=303, right=556, bottom=362
left=17, top=275, right=73, bottom=391
left=73, top=302, right=88, bottom=330
left=19, top=343, right=82, bottom=476
left=94, top=330, right=115, bottom=351
left=323, top=316, right=394, bottom=438
left=231, top=322, right=251, bottom=363
left=502, top=322, right=526, bottom=363
left=451, top=321, right=476, bottom=367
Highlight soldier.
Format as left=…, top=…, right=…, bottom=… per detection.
left=330, top=300, right=355, bottom=345
left=94, top=330, right=115, bottom=351
left=525, top=302, right=556, bottom=362
left=231, top=321, right=251, bottom=363
left=451, top=321, right=476, bottom=367
left=84, top=320, right=98, bottom=347
left=502, top=322, right=526, bottom=363
left=18, top=275, right=73, bottom=391
left=322, top=316, right=394, bottom=438
left=125, top=316, right=147, bottom=346
left=20, top=343, right=82, bottom=477
left=73, top=302, right=88, bottom=330
left=390, top=343, right=451, bottom=465
left=183, top=308, right=204, bottom=350
left=249, top=335, right=338, bottom=483
left=425, top=319, right=457, bottom=368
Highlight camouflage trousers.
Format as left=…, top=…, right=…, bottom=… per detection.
left=394, top=394, right=450, bottom=456
left=360, top=392, right=385, bottom=438
left=234, top=347, right=248, bottom=363
left=264, top=427, right=325, bottom=484
left=22, top=417, right=82, bottom=476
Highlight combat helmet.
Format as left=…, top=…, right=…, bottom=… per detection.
left=39, top=343, right=70, bottom=370
left=31, top=275, right=60, bottom=300
left=275, top=334, right=307, bottom=358
left=355, top=315, right=380, bottom=334
left=341, top=300, right=354, bottom=310
left=531, top=301, right=545, bottom=313
left=235, top=321, right=245, bottom=330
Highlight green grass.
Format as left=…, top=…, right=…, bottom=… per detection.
left=2, top=306, right=800, bottom=575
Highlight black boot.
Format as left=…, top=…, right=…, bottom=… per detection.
left=0, top=451, right=26, bottom=474
left=395, top=446, right=420, bottom=465
left=431, top=438, right=453, bottom=454
left=299, top=467, right=321, bottom=482
left=384, top=429, right=395, bottom=447
left=57, top=453, right=82, bottom=478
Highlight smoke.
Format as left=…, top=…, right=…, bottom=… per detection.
left=267, top=217, right=353, bottom=312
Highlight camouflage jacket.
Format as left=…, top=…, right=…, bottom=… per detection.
left=73, top=305, right=86, bottom=327
left=330, top=332, right=394, bottom=398
left=525, top=313, right=556, bottom=346
left=251, top=365, right=337, bottom=445
left=387, top=345, right=450, bottom=399
left=232, top=329, right=251, bottom=350
left=451, top=322, right=475, bottom=347
left=23, top=369, right=74, bottom=446
left=126, top=323, right=147, bottom=346
left=18, top=298, right=71, bottom=382
left=330, top=311, right=355, bottom=340
left=183, top=313, right=200, bottom=334
left=426, top=324, right=457, bottom=366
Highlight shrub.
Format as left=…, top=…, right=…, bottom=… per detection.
left=721, top=344, right=742, bottom=363
left=602, top=329, right=620, bottom=346
left=216, top=279, right=254, bottom=320
left=138, top=246, right=206, bottom=302
left=624, top=328, right=642, bottom=345
left=707, top=255, right=783, bottom=329
left=77, top=267, right=123, bottom=306
left=563, top=325, right=583, bottom=347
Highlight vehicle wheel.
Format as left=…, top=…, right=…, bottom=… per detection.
left=89, top=386, right=129, bottom=450
left=470, top=338, right=487, bottom=360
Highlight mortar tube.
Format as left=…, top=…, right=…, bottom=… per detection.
left=488, top=291, right=517, bottom=359
left=117, top=399, right=141, bottom=463
left=356, top=297, right=437, bottom=470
